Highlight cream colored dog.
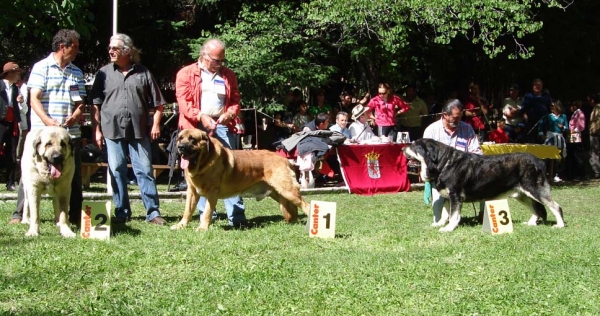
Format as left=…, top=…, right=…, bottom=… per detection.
left=21, top=127, right=76, bottom=237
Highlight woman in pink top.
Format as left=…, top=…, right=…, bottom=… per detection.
left=367, top=83, right=409, bottom=141
left=567, top=100, right=586, bottom=180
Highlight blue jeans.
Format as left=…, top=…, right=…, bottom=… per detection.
left=104, top=137, right=161, bottom=221
left=196, top=124, right=246, bottom=226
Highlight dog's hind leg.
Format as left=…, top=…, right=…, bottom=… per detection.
left=270, top=190, right=300, bottom=222
left=517, top=186, right=565, bottom=228
left=21, top=192, right=30, bottom=224
left=537, top=195, right=565, bottom=228
left=514, top=193, right=545, bottom=226
left=25, top=189, right=42, bottom=237
left=278, top=198, right=299, bottom=223
left=269, top=175, right=310, bottom=216
left=56, top=194, right=75, bottom=238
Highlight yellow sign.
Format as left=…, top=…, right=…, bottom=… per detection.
left=483, top=199, right=513, bottom=234
left=308, top=201, right=336, bottom=239
left=81, top=201, right=111, bottom=240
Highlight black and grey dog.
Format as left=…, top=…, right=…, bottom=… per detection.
left=403, top=138, right=565, bottom=232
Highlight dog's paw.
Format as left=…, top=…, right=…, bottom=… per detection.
left=59, top=226, right=76, bottom=238
left=552, top=223, right=566, bottom=228
left=438, top=226, right=456, bottom=233
left=170, top=222, right=187, bottom=230
left=523, top=220, right=538, bottom=226
left=25, top=230, right=39, bottom=237
left=196, top=222, right=210, bottom=231
left=61, top=230, right=76, bottom=238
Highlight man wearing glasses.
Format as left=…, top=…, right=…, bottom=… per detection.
left=175, top=38, right=248, bottom=228
left=91, top=33, right=166, bottom=226
left=422, top=99, right=482, bottom=226
left=9, top=29, right=85, bottom=225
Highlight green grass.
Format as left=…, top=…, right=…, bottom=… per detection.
left=1, top=183, right=600, bottom=315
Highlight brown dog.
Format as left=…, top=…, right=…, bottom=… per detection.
left=171, top=129, right=310, bottom=231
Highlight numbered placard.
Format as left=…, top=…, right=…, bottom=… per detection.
left=483, top=199, right=513, bottom=234
left=308, top=201, right=336, bottom=238
left=81, top=201, right=111, bottom=240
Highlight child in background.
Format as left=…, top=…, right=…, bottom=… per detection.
left=487, top=119, right=509, bottom=143
left=292, top=101, right=310, bottom=133
left=512, top=123, right=527, bottom=143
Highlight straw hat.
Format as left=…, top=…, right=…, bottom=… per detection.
left=351, top=104, right=370, bottom=120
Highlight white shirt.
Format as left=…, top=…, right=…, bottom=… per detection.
left=349, top=121, right=374, bottom=141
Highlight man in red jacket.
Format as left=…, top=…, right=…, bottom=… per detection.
left=175, top=38, right=247, bottom=227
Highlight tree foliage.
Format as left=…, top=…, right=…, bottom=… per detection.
left=193, top=0, right=574, bottom=109
left=0, top=0, right=95, bottom=63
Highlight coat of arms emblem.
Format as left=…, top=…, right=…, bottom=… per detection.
left=365, top=151, right=381, bottom=179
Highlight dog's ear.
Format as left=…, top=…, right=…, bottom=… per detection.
left=32, top=134, right=42, bottom=158
left=424, top=140, right=439, bottom=162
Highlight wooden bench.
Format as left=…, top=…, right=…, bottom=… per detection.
left=81, top=162, right=173, bottom=189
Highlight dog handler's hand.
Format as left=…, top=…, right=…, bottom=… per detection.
left=218, top=112, right=235, bottom=125
left=198, top=113, right=216, bottom=130
left=150, top=125, right=160, bottom=141
left=94, top=130, right=103, bottom=149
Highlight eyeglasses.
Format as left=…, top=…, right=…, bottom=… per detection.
left=107, top=46, right=124, bottom=52
left=206, top=54, right=225, bottom=63
left=444, top=113, right=462, bottom=121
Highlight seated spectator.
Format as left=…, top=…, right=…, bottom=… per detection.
left=348, top=104, right=374, bottom=141
left=334, top=91, right=355, bottom=119
left=271, top=111, right=294, bottom=143
left=398, top=84, right=428, bottom=142
left=511, top=122, right=527, bottom=143
left=329, top=111, right=351, bottom=139
left=502, top=83, right=523, bottom=141
left=463, top=82, right=490, bottom=141
left=302, top=112, right=330, bottom=132
left=487, top=119, right=509, bottom=143
left=292, top=101, right=310, bottom=133
left=309, top=89, right=333, bottom=119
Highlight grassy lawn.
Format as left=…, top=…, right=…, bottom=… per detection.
left=1, top=182, right=599, bottom=315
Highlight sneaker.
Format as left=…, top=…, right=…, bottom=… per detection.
left=553, top=176, right=563, bottom=183
left=6, top=183, right=16, bottom=191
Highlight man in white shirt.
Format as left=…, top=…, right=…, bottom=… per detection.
left=348, top=104, right=374, bottom=142
left=423, top=99, right=482, bottom=226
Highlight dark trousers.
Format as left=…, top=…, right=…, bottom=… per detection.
left=12, top=138, right=83, bottom=225
left=566, top=142, right=585, bottom=179
left=0, top=121, right=15, bottom=186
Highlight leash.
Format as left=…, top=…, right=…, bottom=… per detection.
left=208, top=117, right=222, bottom=137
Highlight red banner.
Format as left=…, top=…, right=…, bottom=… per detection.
left=337, top=143, right=410, bottom=195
